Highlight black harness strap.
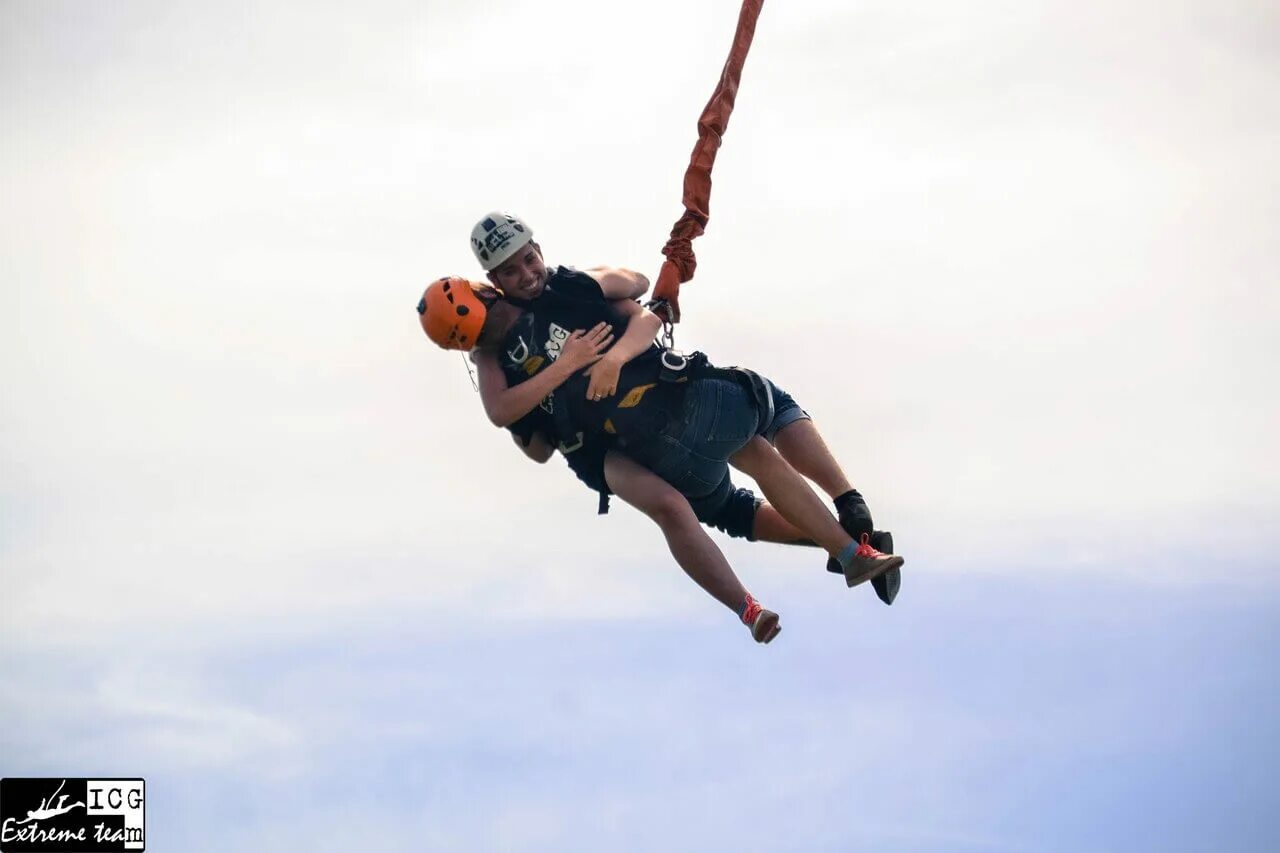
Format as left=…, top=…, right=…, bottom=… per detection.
left=660, top=351, right=776, bottom=437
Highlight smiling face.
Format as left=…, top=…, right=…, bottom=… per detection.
left=487, top=241, right=548, bottom=301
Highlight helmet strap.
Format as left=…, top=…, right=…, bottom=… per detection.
left=461, top=352, right=479, bottom=392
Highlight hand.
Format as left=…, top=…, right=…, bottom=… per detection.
left=558, top=323, right=614, bottom=372
left=583, top=353, right=622, bottom=402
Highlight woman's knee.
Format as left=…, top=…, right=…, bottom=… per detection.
left=605, top=455, right=697, bottom=526
left=645, top=490, right=698, bottom=529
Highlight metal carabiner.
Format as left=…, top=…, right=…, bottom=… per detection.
left=647, top=298, right=677, bottom=351
left=661, top=314, right=676, bottom=351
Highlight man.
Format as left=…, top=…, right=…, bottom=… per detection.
left=469, top=211, right=903, bottom=603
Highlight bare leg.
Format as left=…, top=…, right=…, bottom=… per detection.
left=769, top=420, right=902, bottom=598
left=752, top=503, right=817, bottom=547
left=731, top=437, right=902, bottom=587
left=772, top=418, right=851, bottom=499
left=774, top=414, right=876, bottom=539
left=604, top=451, right=748, bottom=614
left=730, top=437, right=853, bottom=557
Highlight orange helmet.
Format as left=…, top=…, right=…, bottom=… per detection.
left=417, top=277, right=496, bottom=351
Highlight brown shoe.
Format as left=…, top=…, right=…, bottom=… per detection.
left=741, top=594, right=782, bottom=644
left=840, top=533, right=905, bottom=589
left=826, top=530, right=901, bottom=604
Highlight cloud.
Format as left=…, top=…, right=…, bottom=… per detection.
left=4, top=571, right=1278, bottom=851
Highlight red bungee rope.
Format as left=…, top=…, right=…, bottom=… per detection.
left=650, top=0, right=766, bottom=326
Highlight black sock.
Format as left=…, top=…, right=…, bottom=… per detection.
left=834, top=489, right=873, bottom=539
left=833, top=489, right=863, bottom=513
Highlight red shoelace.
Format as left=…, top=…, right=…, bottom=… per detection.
left=854, top=532, right=886, bottom=559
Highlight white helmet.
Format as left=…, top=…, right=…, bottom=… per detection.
left=470, top=211, right=534, bottom=271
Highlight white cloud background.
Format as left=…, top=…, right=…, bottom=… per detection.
left=2, top=1, right=1278, bottom=850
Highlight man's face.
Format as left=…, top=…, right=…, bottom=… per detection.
left=487, top=241, right=547, bottom=300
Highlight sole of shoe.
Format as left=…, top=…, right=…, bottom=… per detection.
left=869, top=531, right=901, bottom=605
left=844, top=554, right=906, bottom=588
left=752, top=609, right=781, bottom=643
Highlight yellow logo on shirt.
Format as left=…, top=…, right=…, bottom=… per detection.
left=617, top=383, right=657, bottom=409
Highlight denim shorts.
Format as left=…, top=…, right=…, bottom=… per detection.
left=760, top=378, right=809, bottom=443
left=625, top=374, right=810, bottom=517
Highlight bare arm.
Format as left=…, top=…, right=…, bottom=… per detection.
left=604, top=298, right=663, bottom=363
left=582, top=298, right=665, bottom=399
left=586, top=267, right=650, bottom=300
left=473, top=325, right=613, bottom=428
left=474, top=348, right=575, bottom=429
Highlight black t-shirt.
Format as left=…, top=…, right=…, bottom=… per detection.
left=500, top=266, right=653, bottom=494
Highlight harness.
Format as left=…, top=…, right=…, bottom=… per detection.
left=651, top=350, right=775, bottom=438
left=646, top=305, right=776, bottom=440
left=539, top=337, right=773, bottom=516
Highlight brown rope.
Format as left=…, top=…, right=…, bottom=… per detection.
left=650, top=0, right=766, bottom=323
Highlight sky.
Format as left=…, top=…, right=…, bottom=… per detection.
left=2, top=0, right=1278, bottom=850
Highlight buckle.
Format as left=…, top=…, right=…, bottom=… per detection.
left=661, top=349, right=688, bottom=372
